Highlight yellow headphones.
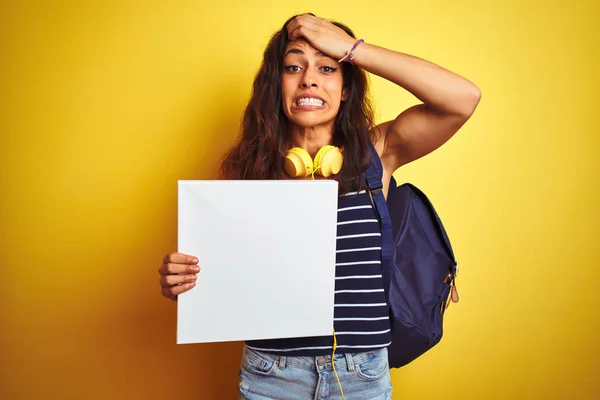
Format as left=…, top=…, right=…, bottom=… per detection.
left=284, top=145, right=344, bottom=178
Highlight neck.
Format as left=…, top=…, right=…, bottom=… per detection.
left=287, top=122, right=334, bottom=157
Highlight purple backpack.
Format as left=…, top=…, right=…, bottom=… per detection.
left=366, top=143, right=459, bottom=368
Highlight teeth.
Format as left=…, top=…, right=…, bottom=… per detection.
left=297, top=98, right=324, bottom=107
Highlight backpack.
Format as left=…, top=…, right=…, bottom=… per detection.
left=365, top=142, right=459, bottom=368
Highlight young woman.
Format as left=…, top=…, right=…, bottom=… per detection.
left=159, top=13, right=480, bottom=399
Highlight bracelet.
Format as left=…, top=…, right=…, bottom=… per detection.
left=338, top=39, right=364, bottom=65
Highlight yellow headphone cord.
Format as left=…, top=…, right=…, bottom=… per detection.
left=332, top=329, right=346, bottom=400
left=310, top=165, right=322, bottom=181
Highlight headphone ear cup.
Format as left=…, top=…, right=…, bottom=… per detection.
left=313, top=145, right=343, bottom=177
left=285, top=147, right=314, bottom=177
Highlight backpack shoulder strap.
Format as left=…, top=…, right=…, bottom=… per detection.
left=365, top=142, right=394, bottom=298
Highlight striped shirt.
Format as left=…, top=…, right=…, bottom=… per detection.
left=246, top=189, right=392, bottom=355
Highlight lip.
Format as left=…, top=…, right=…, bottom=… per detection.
left=293, top=94, right=326, bottom=110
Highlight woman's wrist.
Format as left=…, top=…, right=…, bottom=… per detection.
left=339, top=38, right=365, bottom=64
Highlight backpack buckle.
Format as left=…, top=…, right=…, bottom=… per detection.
left=367, top=176, right=383, bottom=196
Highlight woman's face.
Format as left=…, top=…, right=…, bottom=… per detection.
left=281, top=39, right=347, bottom=130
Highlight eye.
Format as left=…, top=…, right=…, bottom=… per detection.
left=284, top=65, right=302, bottom=73
left=321, top=66, right=338, bottom=74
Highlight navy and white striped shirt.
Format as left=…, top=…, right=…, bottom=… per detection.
left=246, top=189, right=392, bottom=355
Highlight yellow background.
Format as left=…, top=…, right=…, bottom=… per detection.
left=1, top=0, right=598, bottom=399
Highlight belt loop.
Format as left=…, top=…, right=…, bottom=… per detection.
left=345, top=352, right=354, bottom=372
left=278, top=355, right=286, bottom=370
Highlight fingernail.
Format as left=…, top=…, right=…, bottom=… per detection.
left=191, top=258, right=198, bottom=264
left=188, top=275, right=197, bottom=282
left=189, top=282, right=196, bottom=287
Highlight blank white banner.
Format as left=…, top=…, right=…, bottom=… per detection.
left=177, top=180, right=339, bottom=345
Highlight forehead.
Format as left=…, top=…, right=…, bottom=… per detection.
left=284, top=39, right=332, bottom=59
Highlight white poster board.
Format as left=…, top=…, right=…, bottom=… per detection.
left=177, top=180, right=339, bottom=344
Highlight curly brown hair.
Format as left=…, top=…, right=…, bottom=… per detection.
left=220, top=14, right=377, bottom=194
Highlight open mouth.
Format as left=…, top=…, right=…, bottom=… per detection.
left=295, top=97, right=324, bottom=107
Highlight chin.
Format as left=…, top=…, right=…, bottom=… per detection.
left=288, top=113, right=337, bottom=128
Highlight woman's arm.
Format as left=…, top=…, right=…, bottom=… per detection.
left=352, top=44, right=481, bottom=174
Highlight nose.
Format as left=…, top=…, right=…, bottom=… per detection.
left=300, top=70, right=318, bottom=89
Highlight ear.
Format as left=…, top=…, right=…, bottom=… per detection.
left=341, top=87, right=348, bottom=102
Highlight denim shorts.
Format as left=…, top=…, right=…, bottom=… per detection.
left=238, top=345, right=392, bottom=399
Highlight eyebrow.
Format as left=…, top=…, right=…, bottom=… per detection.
left=284, top=48, right=329, bottom=58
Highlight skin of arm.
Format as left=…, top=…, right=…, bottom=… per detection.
left=353, top=42, right=481, bottom=176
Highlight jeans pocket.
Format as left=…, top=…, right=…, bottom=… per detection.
left=241, top=346, right=277, bottom=376
left=354, top=349, right=390, bottom=381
